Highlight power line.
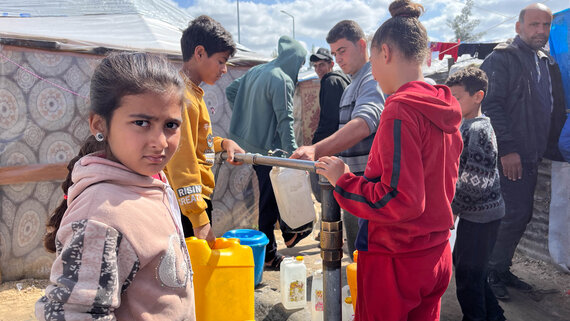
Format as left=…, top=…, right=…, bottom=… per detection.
left=442, top=0, right=555, bottom=43
left=473, top=0, right=553, bottom=39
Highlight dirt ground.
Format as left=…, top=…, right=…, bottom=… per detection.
left=262, top=233, right=570, bottom=321
left=0, top=278, right=48, bottom=321
left=441, top=254, right=570, bottom=321
left=2, top=236, right=569, bottom=321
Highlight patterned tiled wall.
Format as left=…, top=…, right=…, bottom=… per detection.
left=0, top=47, right=99, bottom=281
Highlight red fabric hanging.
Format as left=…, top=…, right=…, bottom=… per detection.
left=438, top=42, right=459, bottom=61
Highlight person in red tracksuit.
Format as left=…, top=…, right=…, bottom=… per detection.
left=315, top=0, right=463, bottom=320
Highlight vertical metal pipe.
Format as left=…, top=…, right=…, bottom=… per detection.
left=216, top=152, right=342, bottom=318
left=319, top=174, right=342, bottom=321
left=236, top=0, right=241, bottom=43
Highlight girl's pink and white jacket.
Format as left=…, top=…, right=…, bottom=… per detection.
left=36, top=154, right=196, bottom=321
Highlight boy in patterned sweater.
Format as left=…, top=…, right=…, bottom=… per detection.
left=446, top=66, right=506, bottom=321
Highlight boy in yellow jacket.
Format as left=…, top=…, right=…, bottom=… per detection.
left=164, top=15, right=244, bottom=247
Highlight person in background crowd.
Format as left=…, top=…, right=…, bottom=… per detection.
left=446, top=66, right=506, bottom=321
left=309, top=47, right=350, bottom=204
left=292, top=20, right=385, bottom=261
left=164, top=16, right=245, bottom=247
left=480, top=2, right=567, bottom=300
left=310, top=47, right=351, bottom=145
left=226, top=36, right=308, bottom=270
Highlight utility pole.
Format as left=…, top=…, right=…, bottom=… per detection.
left=280, top=10, right=295, bottom=39
left=237, top=0, right=241, bottom=43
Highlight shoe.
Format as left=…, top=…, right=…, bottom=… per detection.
left=284, top=230, right=312, bottom=248
left=264, top=253, right=285, bottom=271
left=499, top=270, right=533, bottom=292
left=489, top=270, right=510, bottom=300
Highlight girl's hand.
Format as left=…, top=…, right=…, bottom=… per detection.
left=315, top=156, right=350, bottom=187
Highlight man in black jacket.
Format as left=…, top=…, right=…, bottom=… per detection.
left=309, top=47, right=350, bottom=202
left=310, top=47, right=351, bottom=144
left=480, top=2, right=567, bottom=301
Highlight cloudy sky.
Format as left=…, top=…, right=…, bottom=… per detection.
left=169, top=0, right=567, bottom=58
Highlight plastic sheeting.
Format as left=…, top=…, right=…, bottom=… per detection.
left=0, top=0, right=191, bottom=29
left=0, top=0, right=191, bottom=55
left=0, top=0, right=263, bottom=62
left=549, top=8, right=570, bottom=110
left=548, top=8, right=570, bottom=273
left=0, top=14, right=185, bottom=55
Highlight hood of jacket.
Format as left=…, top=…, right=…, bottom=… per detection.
left=322, top=70, right=351, bottom=85
left=272, top=36, right=307, bottom=84
left=68, top=153, right=167, bottom=204
left=387, top=81, right=462, bottom=134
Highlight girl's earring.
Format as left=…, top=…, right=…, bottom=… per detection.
left=95, top=132, right=104, bottom=142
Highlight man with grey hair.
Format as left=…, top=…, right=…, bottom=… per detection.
left=481, top=3, right=567, bottom=300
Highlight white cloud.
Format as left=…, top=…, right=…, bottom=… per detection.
left=172, top=0, right=568, bottom=57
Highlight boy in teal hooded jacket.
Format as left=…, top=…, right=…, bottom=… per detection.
left=226, top=36, right=309, bottom=268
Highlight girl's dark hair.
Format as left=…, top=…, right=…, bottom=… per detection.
left=44, top=52, right=184, bottom=253
left=371, top=0, right=428, bottom=63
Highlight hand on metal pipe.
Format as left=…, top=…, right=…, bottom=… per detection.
left=290, top=145, right=316, bottom=161
left=222, top=139, right=245, bottom=165
left=315, top=156, right=350, bottom=187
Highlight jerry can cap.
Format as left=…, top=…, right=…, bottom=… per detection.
left=345, top=297, right=353, bottom=304
left=295, top=256, right=304, bottom=261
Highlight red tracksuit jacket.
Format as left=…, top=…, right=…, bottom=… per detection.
left=334, top=81, right=463, bottom=255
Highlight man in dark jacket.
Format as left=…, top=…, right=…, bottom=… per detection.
left=309, top=47, right=350, bottom=203
left=310, top=47, right=351, bottom=144
left=480, top=2, right=567, bottom=300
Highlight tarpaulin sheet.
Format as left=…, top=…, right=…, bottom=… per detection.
left=549, top=8, right=570, bottom=109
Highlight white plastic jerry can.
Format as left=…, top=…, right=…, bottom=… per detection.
left=342, top=297, right=355, bottom=321
left=279, top=257, right=295, bottom=292
left=281, top=256, right=307, bottom=309
left=310, top=269, right=324, bottom=321
left=342, top=285, right=355, bottom=321
left=269, top=167, right=316, bottom=229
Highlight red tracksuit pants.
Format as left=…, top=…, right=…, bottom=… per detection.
left=355, top=242, right=452, bottom=321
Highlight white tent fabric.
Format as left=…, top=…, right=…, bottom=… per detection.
left=0, top=0, right=259, bottom=59
left=0, top=15, right=185, bottom=55
left=0, top=0, right=191, bottom=27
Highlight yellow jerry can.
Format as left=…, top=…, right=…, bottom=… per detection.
left=186, top=237, right=255, bottom=321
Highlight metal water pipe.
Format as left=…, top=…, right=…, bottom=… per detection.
left=319, top=174, right=342, bottom=321
left=218, top=152, right=342, bottom=320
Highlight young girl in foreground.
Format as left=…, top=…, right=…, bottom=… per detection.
left=36, top=52, right=196, bottom=320
left=316, top=1, right=463, bottom=320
